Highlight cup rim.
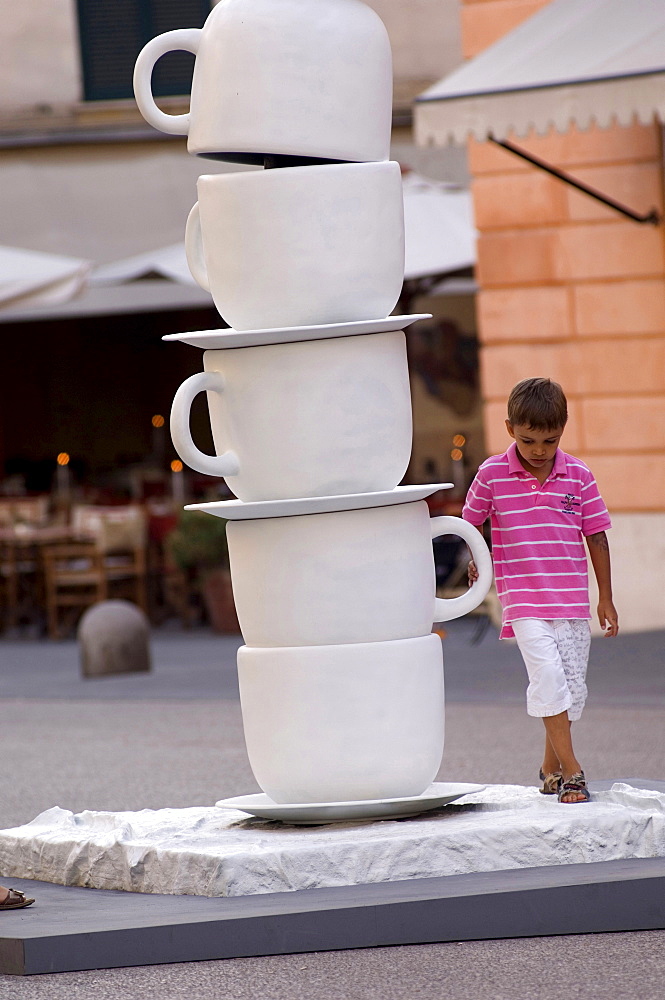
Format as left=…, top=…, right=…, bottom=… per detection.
left=196, top=160, right=400, bottom=186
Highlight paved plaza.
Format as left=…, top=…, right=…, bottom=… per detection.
left=0, top=620, right=663, bottom=998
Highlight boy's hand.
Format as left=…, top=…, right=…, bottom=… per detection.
left=467, top=559, right=478, bottom=586
left=598, top=599, right=619, bottom=637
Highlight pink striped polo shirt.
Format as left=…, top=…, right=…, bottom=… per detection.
left=462, top=443, right=611, bottom=638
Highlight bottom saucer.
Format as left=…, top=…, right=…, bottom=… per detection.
left=214, top=782, right=486, bottom=825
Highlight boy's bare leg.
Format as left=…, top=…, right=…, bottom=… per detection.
left=542, top=730, right=563, bottom=776
left=542, top=717, right=575, bottom=773
left=542, top=712, right=586, bottom=802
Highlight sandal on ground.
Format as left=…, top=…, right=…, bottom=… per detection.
left=0, top=889, right=35, bottom=910
left=539, top=769, right=562, bottom=795
left=558, top=771, right=590, bottom=804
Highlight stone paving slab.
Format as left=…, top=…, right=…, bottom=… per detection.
left=1, top=624, right=662, bottom=706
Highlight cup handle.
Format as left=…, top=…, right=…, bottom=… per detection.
left=133, top=29, right=201, bottom=135
left=185, top=202, right=210, bottom=292
left=430, top=516, right=493, bottom=622
left=170, top=372, right=240, bottom=478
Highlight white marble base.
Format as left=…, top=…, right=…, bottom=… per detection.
left=0, top=783, right=663, bottom=898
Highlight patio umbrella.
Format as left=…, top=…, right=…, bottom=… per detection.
left=0, top=245, right=90, bottom=310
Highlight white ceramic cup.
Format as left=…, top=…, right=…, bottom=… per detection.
left=133, top=0, right=392, bottom=163
left=227, top=501, right=493, bottom=646
left=238, top=633, right=445, bottom=803
left=185, top=162, right=405, bottom=331
left=169, top=332, right=413, bottom=501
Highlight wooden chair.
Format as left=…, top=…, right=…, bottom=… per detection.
left=42, top=542, right=106, bottom=639
left=95, top=507, right=148, bottom=614
left=0, top=497, right=48, bottom=631
left=72, top=505, right=148, bottom=613
left=0, top=540, right=19, bottom=631
left=43, top=506, right=148, bottom=638
left=0, top=496, right=49, bottom=527
left=11, top=496, right=49, bottom=525
left=0, top=503, right=15, bottom=527
left=0, top=535, right=42, bottom=632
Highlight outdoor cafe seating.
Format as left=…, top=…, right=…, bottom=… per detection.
left=0, top=496, right=52, bottom=631
left=0, top=498, right=150, bottom=638
left=43, top=505, right=148, bottom=639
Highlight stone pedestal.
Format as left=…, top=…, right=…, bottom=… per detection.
left=2, top=783, right=663, bottom=897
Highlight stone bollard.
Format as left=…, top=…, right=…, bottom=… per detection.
left=78, top=600, right=151, bottom=678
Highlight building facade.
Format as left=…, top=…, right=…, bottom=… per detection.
left=1, top=1, right=479, bottom=498
left=0, top=0, right=465, bottom=261
left=441, top=0, right=665, bottom=630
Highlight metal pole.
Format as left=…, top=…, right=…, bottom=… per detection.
left=489, top=135, right=661, bottom=226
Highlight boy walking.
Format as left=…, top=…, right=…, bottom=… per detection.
left=463, top=378, right=619, bottom=803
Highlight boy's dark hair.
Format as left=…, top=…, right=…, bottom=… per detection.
left=507, top=378, right=568, bottom=429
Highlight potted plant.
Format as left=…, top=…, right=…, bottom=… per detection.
left=166, top=510, right=239, bottom=633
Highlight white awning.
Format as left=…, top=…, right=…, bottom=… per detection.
left=89, top=244, right=196, bottom=288
left=415, top=0, right=665, bottom=145
left=0, top=245, right=90, bottom=310
left=0, top=281, right=214, bottom=325
left=402, top=173, right=476, bottom=280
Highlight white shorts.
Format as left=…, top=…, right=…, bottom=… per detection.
left=511, top=618, right=591, bottom=722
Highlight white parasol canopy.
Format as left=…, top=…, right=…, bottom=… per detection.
left=0, top=245, right=90, bottom=310
left=402, top=172, right=475, bottom=281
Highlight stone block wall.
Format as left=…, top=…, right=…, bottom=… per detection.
left=460, top=0, right=551, bottom=59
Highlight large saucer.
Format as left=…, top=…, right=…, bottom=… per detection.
left=163, top=313, right=431, bottom=350
left=215, top=782, right=486, bottom=825
left=186, top=483, right=452, bottom=521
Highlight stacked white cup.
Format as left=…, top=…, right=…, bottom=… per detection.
left=135, top=0, right=492, bottom=807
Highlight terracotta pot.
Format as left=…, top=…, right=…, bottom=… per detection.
left=201, top=568, right=239, bottom=634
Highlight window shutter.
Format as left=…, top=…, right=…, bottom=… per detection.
left=76, top=0, right=211, bottom=102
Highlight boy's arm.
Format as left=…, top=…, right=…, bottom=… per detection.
left=462, top=470, right=491, bottom=585
left=586, top=531, right=619, bottom=637
left=467, top=525, right=485, bottom=583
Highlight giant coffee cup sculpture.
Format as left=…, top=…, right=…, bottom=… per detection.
left=136, top=0, right=492, bottom=821
left=133, top=0, right=392, bottom=163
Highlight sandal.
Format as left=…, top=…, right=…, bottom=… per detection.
left=0, top=888, right=35, bottom=910
left=558, top=771, right=590, bottom=804
left=539, top=769, right=562, bottom=795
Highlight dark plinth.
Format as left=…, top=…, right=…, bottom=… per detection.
left=2, top=779, right=664, bottom=976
